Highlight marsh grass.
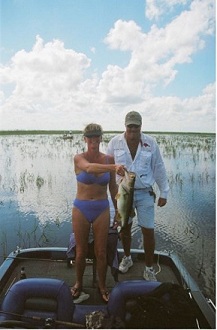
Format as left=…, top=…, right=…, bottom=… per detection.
left=0, top=132, right=215, bottom=264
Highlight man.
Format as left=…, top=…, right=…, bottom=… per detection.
left=107, top=111, right=169, bottom=281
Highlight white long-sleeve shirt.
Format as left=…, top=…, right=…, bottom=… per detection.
left=107, top=132, right=169, bottom=199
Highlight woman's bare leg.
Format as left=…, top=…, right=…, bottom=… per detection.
left=72, top=207, right=90, bottom=290
left=93, top=208, right=110, bottom=295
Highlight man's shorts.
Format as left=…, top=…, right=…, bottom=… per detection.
left=129, top=188, right=155, bottom=229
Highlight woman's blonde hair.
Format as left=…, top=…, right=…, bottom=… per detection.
left=83, top=123, right=103, bottom=137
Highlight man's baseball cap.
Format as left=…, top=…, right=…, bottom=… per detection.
left=125, top=111, right=142, bottom=126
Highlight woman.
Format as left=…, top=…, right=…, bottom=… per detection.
left=71, top=123, right=125, bottom=303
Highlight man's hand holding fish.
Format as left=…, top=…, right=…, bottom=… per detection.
left=116, top=165, right=126, bottom=176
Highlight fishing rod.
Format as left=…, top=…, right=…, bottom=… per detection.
left=0, top=310, right=85, bottom=329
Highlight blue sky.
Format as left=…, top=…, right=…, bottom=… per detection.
left=0, top=0, right=215, bottom=132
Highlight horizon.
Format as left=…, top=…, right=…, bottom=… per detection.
left=0, top=129, right=215, bottom=136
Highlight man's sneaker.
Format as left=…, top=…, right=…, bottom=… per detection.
left=143, top=268, right=157, bottom=281
left=119, top=256, right=133, bottom=273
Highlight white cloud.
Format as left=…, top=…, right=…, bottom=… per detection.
left=0, top=0, right=215, bottom=133
left=104, top=19, right=143, bottom=51
left=1, top=35, right=91, bottom=105
left=90, top=47, right=96, bottom=54
left=102, top=0, right=215, bottom=98
left=146, top=0, right=191, bottom=20
left=138, top=82, right=216, bottom=132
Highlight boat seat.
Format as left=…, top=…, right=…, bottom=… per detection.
left=0, top=278, right=74, bottom=328
left=0, top=278, right=161, bottom=328
left=72, top=280, right=161, bottom=325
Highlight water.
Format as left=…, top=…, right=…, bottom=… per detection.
left=0, top=133, right=215, bottom=302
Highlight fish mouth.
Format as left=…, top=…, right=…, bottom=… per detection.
left=123, top=169, right=136, bottom=179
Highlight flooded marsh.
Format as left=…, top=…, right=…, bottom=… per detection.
left=0, top=132, right=215, bottom=302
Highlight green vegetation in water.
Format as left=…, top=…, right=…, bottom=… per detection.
left=0, top=130, right=215, bottom=136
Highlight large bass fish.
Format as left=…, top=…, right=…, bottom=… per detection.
left=115, top=170, right=136, bottom=230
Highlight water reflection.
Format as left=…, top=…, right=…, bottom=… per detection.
left=0, top=133, right=215, bottom=301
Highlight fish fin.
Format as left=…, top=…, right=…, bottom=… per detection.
left=117, top=176, right=124, bottom=185
left=115, top=193, right=120, bottom=200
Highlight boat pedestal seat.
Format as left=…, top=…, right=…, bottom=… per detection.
left=73, top=280, right=161, bottom=325
left=108, top=280, right=161, bottom=320
left=0, top=278, right=74, bottom=328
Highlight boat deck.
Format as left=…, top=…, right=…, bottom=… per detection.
left=0, top=248, right=215, bottom=329
left=0, top=251, right=180, bottom=306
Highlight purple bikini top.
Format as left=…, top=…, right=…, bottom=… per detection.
left=76, top=171, right=110, bottom=186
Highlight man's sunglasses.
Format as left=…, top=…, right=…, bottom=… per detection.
left=127, top=124, right=140, bottom=129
